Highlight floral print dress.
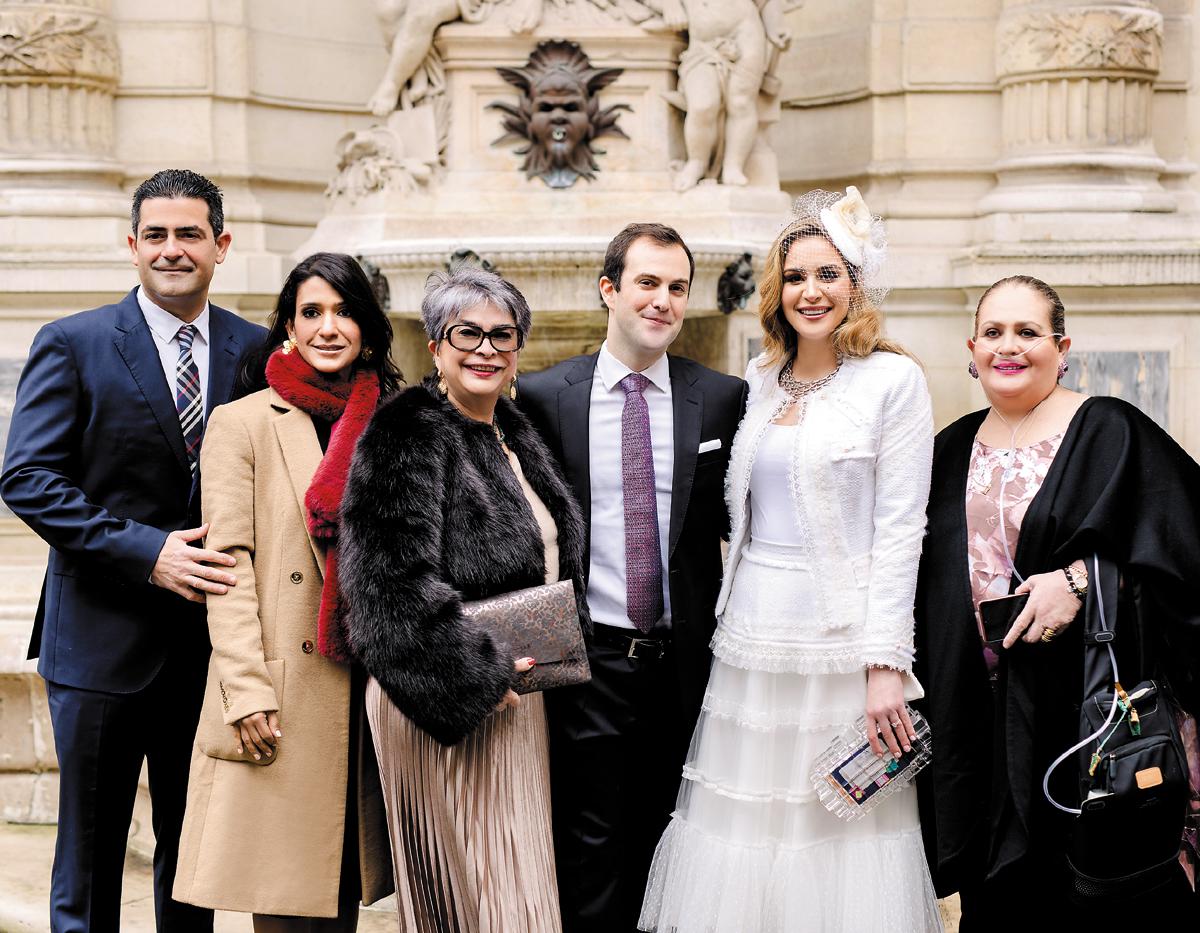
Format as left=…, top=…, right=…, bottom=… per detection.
left=965, top=434, right=1064, bottom=673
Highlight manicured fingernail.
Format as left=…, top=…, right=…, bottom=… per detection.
left=274, top=730, right=282, bottom=737
left=237, top=746, right=243, bottom=754
left=903, top=744, right=912, bottom=752
left=519, top=657, right=534, bottom=664
left=254, top=753, right=261, bottom=760
left=265, top=749, right=272, bottom=757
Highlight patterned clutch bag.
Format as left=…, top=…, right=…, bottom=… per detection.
left=461, top=579, right=591, bottom=695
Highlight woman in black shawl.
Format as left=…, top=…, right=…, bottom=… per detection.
left=913, top=275, right=1200, bottom=929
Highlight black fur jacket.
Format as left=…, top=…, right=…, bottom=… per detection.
left=339, top=378, right=589, bottom=746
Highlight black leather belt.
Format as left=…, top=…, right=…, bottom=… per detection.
left=592, top=622, right=668, bottom=661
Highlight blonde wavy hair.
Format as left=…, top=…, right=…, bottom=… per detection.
left=757, top=218, right=914, bottom=372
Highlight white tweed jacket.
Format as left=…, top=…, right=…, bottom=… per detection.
left=714, top=351, right=934, bottom=672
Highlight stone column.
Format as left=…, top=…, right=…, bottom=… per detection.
left=981, top=0, right=1169, bottom=213
left=0, top=0, right=123, bottom=190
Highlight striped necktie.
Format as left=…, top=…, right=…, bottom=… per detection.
left=175, top=324, right=204, bottom=474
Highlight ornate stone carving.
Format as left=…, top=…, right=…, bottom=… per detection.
left=489, top=40, right=629, bottom=189
left=0, top=2, right=119, bottom=159
left=717, top=252, right=755, bottom=313
left=997, top=6, right=1162, bottom=79
left=983, top=3, right=1168, bottom=213
left=355, top=256, right=392, bottom=313
left=0, top=8, right=118, bottom=84
left=665, top=0, right=797, bottom=190
left=446, top=248, right=499, bottom=274
left=326, top=109, right=439, bottom=202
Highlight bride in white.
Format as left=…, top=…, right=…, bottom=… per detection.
left=639, top=188, right=943, bottom=932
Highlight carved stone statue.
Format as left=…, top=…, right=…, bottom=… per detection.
left=662, top=0, right=795, bottom=190
left=370, top=0, right=504, bottom=116
left=490, top=40, right=629, bottom=188
left=717, top=252, right=755, bottom=313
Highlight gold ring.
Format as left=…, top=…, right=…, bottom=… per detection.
left=1041, top=627, right=1058, bottom=642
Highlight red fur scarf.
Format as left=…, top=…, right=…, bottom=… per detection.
left=266, top=348, right=379, bottom=661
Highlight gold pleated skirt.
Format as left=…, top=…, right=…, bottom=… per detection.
left=365, top=677, right=562, bottom=933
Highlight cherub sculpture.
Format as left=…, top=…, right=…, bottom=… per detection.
left=660, top=0, right=794, bottom=190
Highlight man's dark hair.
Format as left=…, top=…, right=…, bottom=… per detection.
left=600, top=222, right=695, bottom=291
left=131, top=169, right=225, bottom=237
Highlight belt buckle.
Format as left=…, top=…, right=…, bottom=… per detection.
left=627, top=636, right=660, bottom=660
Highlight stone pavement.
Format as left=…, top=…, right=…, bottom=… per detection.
left=1, top=821, right=960, bottom=931
left=0, top=823, right=396, bottom=933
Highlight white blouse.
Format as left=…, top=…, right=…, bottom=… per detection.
left=748, top=423, right=805, bottom=548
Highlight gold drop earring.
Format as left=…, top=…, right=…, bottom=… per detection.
left=437, top=370, right=448, bottom=395
left=282, top=337, right=295, bottom=355
left=508, top=373, right=517, bottom=401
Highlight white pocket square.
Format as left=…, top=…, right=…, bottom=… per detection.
left=698, top=438, right=722, bottom=454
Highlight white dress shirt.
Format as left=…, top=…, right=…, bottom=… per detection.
left=137, top=287, right=211, bottom=421
left=587, top=342, right=674, bottom=631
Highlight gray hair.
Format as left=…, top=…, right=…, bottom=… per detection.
left=421, top=265, right=533, bottom=343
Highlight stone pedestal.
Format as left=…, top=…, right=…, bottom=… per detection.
left=303, top=18, right=790, bottom=377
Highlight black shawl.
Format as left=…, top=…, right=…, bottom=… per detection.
left=913, top=396, right=1200, bottom=895
left=339, top=379, right=589, bottom=746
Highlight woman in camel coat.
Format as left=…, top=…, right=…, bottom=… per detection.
left=173, top=253, right=400, bottom=929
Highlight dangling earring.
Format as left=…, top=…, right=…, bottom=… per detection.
left=508, top=374, right=518, bottom=401
left=282, top=338, right=295, bottom=355
left=968, top=360, right=979, bottom=379
left=1058, top=359, right=1069, bottom=379
left=360, top=346, right=373, bottom=362
left=437, top=371, right=448, bottom=395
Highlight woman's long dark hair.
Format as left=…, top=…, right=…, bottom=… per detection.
left=235, top=252, right=403, bottom=398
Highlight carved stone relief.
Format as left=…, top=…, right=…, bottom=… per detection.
left=326, top=108, right=439, bottom=202
left=988, top=2, right=1166, bottom=183
left=997, top=6, right=1162, bottom=79
left=489, top=40, right=629, bottom=189
left=0, top=2, right=119, bottom=158
left=717, top=252, right=755, bottom=313
left=446, top=248, right=499, bottom=275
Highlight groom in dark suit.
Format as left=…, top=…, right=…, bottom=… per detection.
left=1, top=169, right=265, bottom=932
left=519, top=223, right=747, bottom=932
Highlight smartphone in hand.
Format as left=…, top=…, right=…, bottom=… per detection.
left=979, top=593, right=1029, bottom=647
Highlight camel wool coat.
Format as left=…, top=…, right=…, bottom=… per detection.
left=173, top=387, right=392, bottom=917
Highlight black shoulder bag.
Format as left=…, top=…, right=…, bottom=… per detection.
left=1043, top=555, right=1189, bottom=903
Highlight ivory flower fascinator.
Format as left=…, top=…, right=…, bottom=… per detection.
left=786, top=186, right=890, bottom=308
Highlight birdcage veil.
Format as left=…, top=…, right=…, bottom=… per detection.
left=783, top=186, right=890, bottom=309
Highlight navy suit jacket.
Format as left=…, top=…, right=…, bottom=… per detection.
left=0, top=287, right=266, bottom=693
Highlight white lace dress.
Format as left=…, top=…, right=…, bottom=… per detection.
left=639, top=355, right=943, bottom=933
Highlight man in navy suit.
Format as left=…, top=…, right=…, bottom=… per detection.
left=1, top=169, right=266, bottom=932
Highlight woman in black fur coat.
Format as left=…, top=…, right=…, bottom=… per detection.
left=338, top=265, right=587, bottom=933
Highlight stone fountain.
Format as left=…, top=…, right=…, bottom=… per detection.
left=301, top=0, right=800, bottom=380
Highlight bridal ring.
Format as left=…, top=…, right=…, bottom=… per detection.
left=889, top=719, right=901, bottom=727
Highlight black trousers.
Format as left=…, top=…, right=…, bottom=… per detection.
left=45, top=648, right=211, bottom=933
left=548, top=637, right=694, bottom=933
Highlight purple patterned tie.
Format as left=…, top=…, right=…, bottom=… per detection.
left=175, top=324, right=204, bottom=474
left=619, top=373, right=663, bottom=632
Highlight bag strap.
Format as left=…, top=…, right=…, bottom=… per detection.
left=1043, top=553, right=1123, bottom=815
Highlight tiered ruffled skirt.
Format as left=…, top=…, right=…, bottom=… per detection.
left=639, top=543, right=942, bottom=933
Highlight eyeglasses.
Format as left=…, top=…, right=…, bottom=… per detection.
left=973, top=333, right=1063, bottom=356
left=442, top=323, right=524, bottom=353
